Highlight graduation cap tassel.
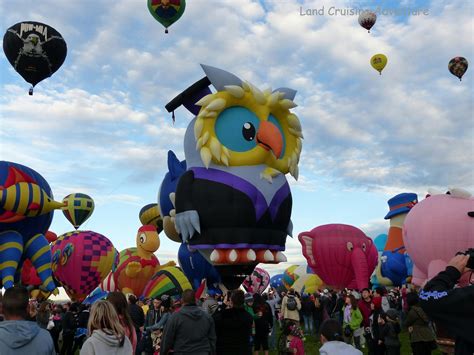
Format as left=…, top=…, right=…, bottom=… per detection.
left=172, top=111, right=175, bottom=123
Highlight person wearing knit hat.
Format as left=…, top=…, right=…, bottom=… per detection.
left=369, top=297, right=385, bottom=355
left=378, top=308, right=401, bottom=355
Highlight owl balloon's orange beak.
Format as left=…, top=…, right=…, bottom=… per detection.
left=256, top=121, right=283, bottom=158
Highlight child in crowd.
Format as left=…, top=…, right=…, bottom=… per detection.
left=378, top=309, right=401, bottom=355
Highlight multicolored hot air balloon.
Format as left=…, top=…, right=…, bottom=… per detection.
left=51, top=230, right=117, bottom=302
left=371, top=54, right=387, bottom=75
left=291, top=268, right=324, bottom=295
left=358, top=10, right=376, bottom=33
left=3, top=21, right=67, bottom=94
left=62, top=193, right=94, bottom=229
left=147, top=0, right=186, bottom=33
left=448, top=57, right=468, bottom=81
left=139, top=203, right=163, bottom=233
left=113, top=225, right=175, bottom=296
left=282, top=265, right=300, bottom=289
left=0, top=161, right=63, bottom=293
left=242, top=267, right=270, bottom=294
left=142, top=266, right=192, bottom=299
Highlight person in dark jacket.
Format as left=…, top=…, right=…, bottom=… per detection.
left=252, top=293, right=273, bottom=354
left=61, top=303, right=79, bottom=355
left=370, top=297, right=385, bottom=355
left=160, top=289, right=216, bottom=355
left=300, top=294, right=315, bottom=335
left=405, top=292, right=436, bottom=355
left=72, top=304, right=89, bottom=353
left=213, top=289, right=253, bottom=355
left=378, top=310, right=401, bottom=355
left=128, top=294, right=145, bottom=353
left=419, top=254, right=474, bottom=355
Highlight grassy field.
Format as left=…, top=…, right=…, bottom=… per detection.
left=268, top=330, right=443, bottom=354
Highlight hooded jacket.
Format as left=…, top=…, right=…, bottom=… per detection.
left=405, top=305, right=436, bottom=343
left=319, top=340, right=363, bottom=354
left=0, top=320, right=56, bottom=355
left=420, top=266, right=474, bottom=355
left=80, top=329, right=133, bottom=355
left=160, top=304, right=216, bottom=355
left=213, top=307, right=253, bottom=355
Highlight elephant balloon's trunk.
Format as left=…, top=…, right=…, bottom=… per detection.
left=351, top=248, right=370, bottom=290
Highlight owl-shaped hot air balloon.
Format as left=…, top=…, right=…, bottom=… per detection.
left=167, top=65, right=303, bottom=288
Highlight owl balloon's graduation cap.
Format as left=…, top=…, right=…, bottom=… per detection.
left=165, top=64, right=297, bottom=122
left=165, top=64, right=243, bottom=121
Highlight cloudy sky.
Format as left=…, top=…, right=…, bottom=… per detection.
left=1, top=0, right=472, bottom=297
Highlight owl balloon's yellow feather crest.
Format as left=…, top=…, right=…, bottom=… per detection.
left=194, top=81, right=303, bottom=180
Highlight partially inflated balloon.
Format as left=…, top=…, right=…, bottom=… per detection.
left=282, top=265, right=299, bottom=289
left=242, top=267, right=270, bottom=294
left=147, top=0, right=186, bottom=33
left=371, top=54, right=387, bottom=75
left=448, top=57, right=468, bottom=81
left=358, top=10, right=376, bottom=33
left=139, top=203, right=163, bottom=233
left=62, top=194, right=94, bottom=229
left=270, top=274, right=285, bottom=294
left=142, top=266, right=192, bottom=299
left=51, top=230, right=117, bottom=302
left=3, top=21, right=67, bottom=94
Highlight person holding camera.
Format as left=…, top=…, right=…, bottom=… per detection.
left=419, top=253, right=474, bottom=355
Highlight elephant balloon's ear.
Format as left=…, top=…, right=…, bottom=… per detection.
left=298, top=234, right=315, bottom=265
left=201, top=64, right=243, bottom=91
left=273, top=87, right=297, bottom=101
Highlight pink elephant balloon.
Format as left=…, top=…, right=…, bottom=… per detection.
left=403, top=192, right=474, bottom=286
left=242, top=267, right=270, bottom=294
left=299, top=224, right=378, bottom=291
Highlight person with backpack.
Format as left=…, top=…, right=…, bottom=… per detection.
left=281, top=288, right=301, bottom=327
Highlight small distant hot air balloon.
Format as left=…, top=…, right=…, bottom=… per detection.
left=3, top=21, right=67, bottom=95
left=242, top=267, right=270, bottom=294
left=448, top=57, right=468, bottom=81
left=147, top=0, right=186, bottom=34
left=142, top=266, right=192, bottom=299
left=62, top=193, right=94, bottom=229
left=139, top=203, right=163, bottom=233
left=358, top=10, right=376, bottom=33
left=371, top=54, right=387, bottom=75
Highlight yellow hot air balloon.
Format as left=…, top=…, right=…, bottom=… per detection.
left=371, top=54, right=387, bottom=75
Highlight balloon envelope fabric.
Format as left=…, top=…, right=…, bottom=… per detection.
left=51, top=230, right=116, bottom=302
left=242, top=267, right=270, bottom=294
left=142, top=266, right=192, bottom=299
left=3, top=21, right=67, bottom=91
